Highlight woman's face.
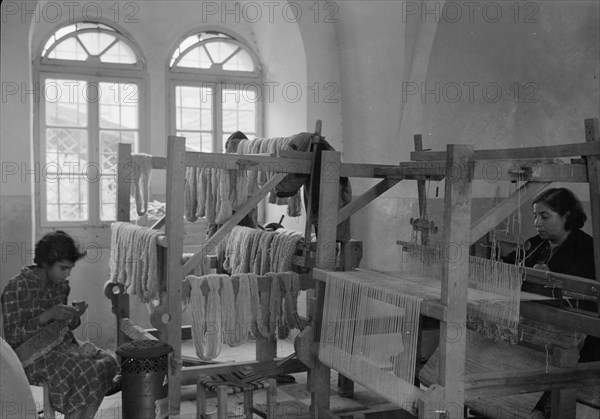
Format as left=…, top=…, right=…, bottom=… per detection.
left=533, top=202, right=569, bottom=243
left=46, top=260, right=75, bottom=284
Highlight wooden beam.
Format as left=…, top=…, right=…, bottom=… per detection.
left=523, top=267, right=600, bottom=299
left=415, top=134, right=429, bottom=245
left=464, top=361, right=600, bottom=401
left=182, top=173, right=287, bottom=276
left=411, top=142, right=600, bottom=161
left=164, top=136, right=186, bottom=417
left=339, top=162, right=405, bottom=178
left=520, top=301, right=600, bottom=337
left=311, top=150, right=341, bottom=417
left=336, top=178, right=401, bottom=225
left=115, top=143, right=132, bottom=347
left=117, top=143, right=132, bottom=222
left=584, top=118, right=600, bottom=314
left=470, top=182, right=551, bottom=243
left=185, top=151, right=312, bottom=174
left=438, top=144, right=473, bottom=417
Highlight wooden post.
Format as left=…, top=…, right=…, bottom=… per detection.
left=115, top=143, right=132, bottom=348
left=164, top=136, right=186, bottom=417
left=337, top=241, right=355, bottom=398
left=310, top=150, right=341, bottom=418
left=438, top=144, right=473, bottom=419
left=414, top=134, right=429, bottom=245
left=583, top=118, right=600, bottom=314
left=549, top=347, right=579, bottom=419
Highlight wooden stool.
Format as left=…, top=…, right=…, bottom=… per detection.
left=196, top=374, right=276, bottom=419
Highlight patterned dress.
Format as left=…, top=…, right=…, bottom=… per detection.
left=1, top=266, right=120, bottom=415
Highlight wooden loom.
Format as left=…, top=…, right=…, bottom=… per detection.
left=104, top=118, right=600, bottom=418
left=104, top=122, right=364, bottom=417
left=294, top=118, right=600, bottom=419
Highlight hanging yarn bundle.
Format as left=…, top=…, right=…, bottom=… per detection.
left=109, top=222, right=163, bottom=302
left=130, top=153, right=153, bottom=216
left=233, top=274, right=253, bottom=343
left=265, top=271, right=300, bottom=339
left=319, top=270, right=423, bottom=407
left=218, top=226, right=303, bottom=275
left=188, top=274, right=223, bottom=361
left=220, top=274, right=239, bottom=346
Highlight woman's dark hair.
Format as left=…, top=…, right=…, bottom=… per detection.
left=532, top=188, right=587, bottom=230
left=34, top=230, right=86, bottom=267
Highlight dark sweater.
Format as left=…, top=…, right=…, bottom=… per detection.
left=504, top=228, right=598, bottom=363
left=517, top=228, right=595, bottom=279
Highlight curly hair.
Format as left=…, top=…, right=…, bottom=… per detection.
left=532, top=188, right=587, bottom=231
left=33, top=230, right=86, bottom=267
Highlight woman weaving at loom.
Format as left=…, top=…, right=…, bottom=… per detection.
left=1, top=231, right=120, bottom=419
left=503, top=188, right=598, bottom=418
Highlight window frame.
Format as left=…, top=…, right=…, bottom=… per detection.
left=167, top=28, right=263, bottom=153
left=34, top=21, right=147, bottom=228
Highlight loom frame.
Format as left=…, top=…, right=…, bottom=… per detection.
left=105, top=118, right=600, bottom=418
left=105, top=122, right=364, bottom=417
left=303, top=118, right=600, bottom=419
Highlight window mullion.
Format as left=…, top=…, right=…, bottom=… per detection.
left=214, top=84, right=223, bottom=152
left=88, top=78, right=101, bottom=224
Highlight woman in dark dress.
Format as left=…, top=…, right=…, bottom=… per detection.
left=504, top=188, right=597, bottom=418
left=1, top=231, right=120, bottom=419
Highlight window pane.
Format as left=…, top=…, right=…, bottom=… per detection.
left=99, top=82, right=138, bottom=129
left=101, top=41, right=136, bottom=64
left=223, top=88, right=257, bottom=134
left=176, top=86, right=213, bottom=131
left=205, top=41, right=237, bottom=65
left=223, top=49, right=254, bottom=72
left=177, top=131, right=212, bottom=152
left=78, top=32, right=115, bottom=56
left=45, top=79, right=88, bottom=127
left=48, top=37, right=88, bottom=60
left=178, top=46, right=212, bottom=69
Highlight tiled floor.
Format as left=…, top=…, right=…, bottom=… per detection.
left=30, top=339, right=600, bottom=419
left=30, top=338, right=389, bottom=419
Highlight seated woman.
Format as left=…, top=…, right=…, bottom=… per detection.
left=1, top=231, right=120, bottom=419
left=503, top=188, right=597, bottom=418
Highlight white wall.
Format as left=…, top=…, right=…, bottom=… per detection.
left=336, top=1, right=599, bottom=270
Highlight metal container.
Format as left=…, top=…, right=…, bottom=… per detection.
left=116, top=340, right=173, bottom=419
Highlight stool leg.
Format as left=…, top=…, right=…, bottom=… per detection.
left=43, top=383, right=56, bottom=419
left=266, top=378, right=277, bottom=419
left=196, top=377, right=207, bottom=419
left=243, top=390, right=253, bottom=418
left=217, top=386, right=228, bottom=419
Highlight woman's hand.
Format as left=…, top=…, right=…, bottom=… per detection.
left=38, top=304, right=80, bottom=326
left=533, top=263, right=550, bottom=272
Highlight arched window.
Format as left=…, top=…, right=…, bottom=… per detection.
left=169, top=30, right=262, bottom=152
left=36, top=22, right=145, bottom=224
